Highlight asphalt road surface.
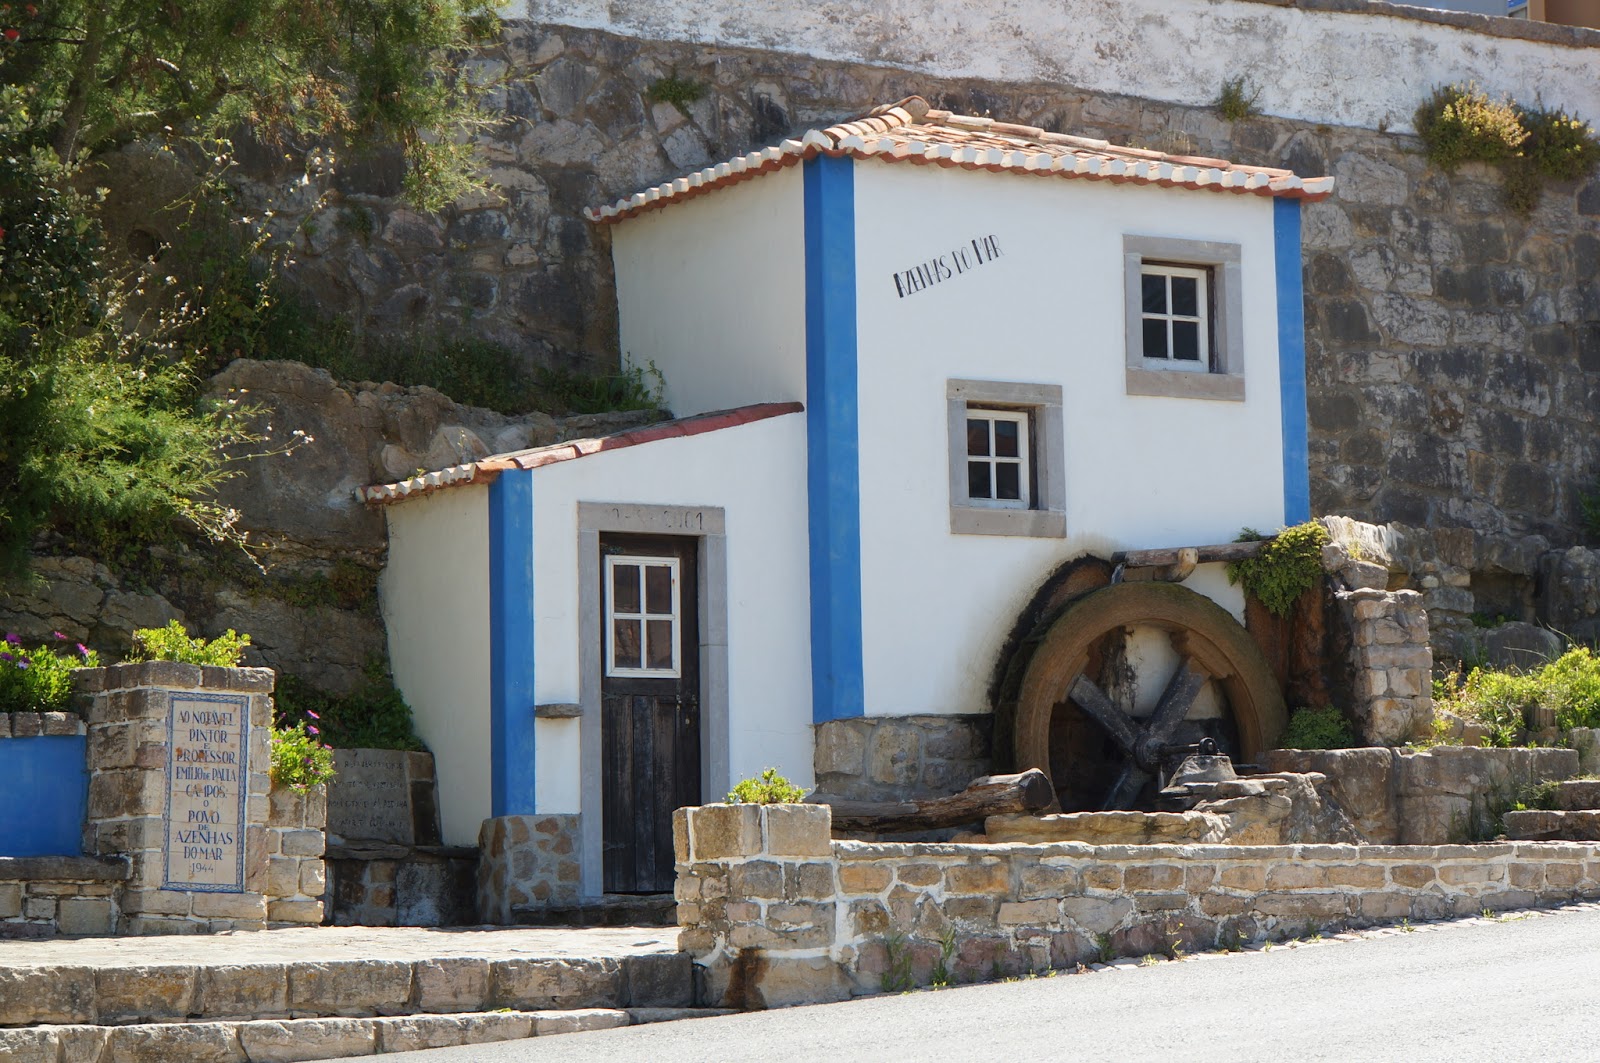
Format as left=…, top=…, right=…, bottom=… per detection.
left=352, top=904, right=1600, bottom=1063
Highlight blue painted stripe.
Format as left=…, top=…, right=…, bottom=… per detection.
left=1274, top=197, right=1311, bottom=526
left=488, top=469, right=537, bottom=816
left=803, top=155, right=865, bottom=724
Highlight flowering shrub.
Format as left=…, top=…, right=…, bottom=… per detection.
left=127, top=621, right=250, bottom=667
left=270, top=722, right=336, bottom=791
left=0, top=632, right=99, bottom=714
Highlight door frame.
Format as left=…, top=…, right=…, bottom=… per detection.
left=577, top=502, right=729, bottom=899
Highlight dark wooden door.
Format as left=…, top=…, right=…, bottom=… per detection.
left=600, top=534, right=701, bottom=894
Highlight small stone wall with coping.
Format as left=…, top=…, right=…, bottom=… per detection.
left=674, top=803, right=1600, bottom=1008
left=0, top=856, right=128, bottom=938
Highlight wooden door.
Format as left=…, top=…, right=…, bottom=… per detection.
left=599, top=534, right=701, bottom=894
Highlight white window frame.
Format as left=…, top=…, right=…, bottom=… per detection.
left=604, top=554, right=681, bottom=679
left=947, top=379, right=1066, bottom=538
left=1123, top=235, right=1245, bottom=402
left=964, top=408, right=1032, bottom=510
left=1139, top=263, right=1211, bottom=373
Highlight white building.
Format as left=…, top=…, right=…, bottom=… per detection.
left=363, top=96, right=1334, bottom=909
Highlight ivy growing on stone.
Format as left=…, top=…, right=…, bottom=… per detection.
left=1226, top=521, right=1331, bottom=618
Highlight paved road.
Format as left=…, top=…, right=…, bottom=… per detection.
left=356, top=905, right=1600, bottom=1063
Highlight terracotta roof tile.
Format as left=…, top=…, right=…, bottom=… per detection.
left=588, top=95, right=1335, bottom=225
left=357, top=401, right=804, bottom=506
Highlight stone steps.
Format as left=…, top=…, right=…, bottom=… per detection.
left=1503, top=809, right=1600, bottom=842
left=0, top=950, right=692, bottom=1028
left=1553, top=780, right=1600, bottom=811
left=2, top=1006, right=735, bottom=1062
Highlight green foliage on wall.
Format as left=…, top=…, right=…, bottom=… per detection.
left=274, top=661, right=425, bottom=752
left=271, top=722, right=337, bottom=790
left=128, top=621, right=251, bottom=667
left=726, top=768, right=806, bottom=804
left=1213, top=77, right=1261, bottom=123
left=0, top=633, right=99, bottom=714
left=1434, top=647, right=1600, bottom=747
left=1416, top=84, right=1600, bottom=215
left=1226, top=522, right=1331, bottom=618
left=1280, top=705, right=1356, bottom=750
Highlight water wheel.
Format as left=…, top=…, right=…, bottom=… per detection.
left=1012, top=581, right=1285, bottom=811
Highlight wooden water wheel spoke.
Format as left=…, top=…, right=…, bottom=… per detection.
left=1067, top=673, right=1141, bottom=757
left=1102, top=764, right=1152, bottom=812
left=1144, top=658, right=1208, bottom=748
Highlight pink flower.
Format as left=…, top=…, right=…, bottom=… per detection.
left=77, top=644, right=89, bottom=657
left=305, top=710, right=319, bottom=719
left=52, top=631, right=65, bottom=640
left=307, top=725, right=320, bottom=735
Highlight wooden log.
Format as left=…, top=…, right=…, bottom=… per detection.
left=1114, top=540, right=1264, bottom=568
left=814, top=769, right=1054, bottom=834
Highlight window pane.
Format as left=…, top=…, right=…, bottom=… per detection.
left=968, top=461, right=992, bottom=500
left=996, top=462, right=1021, bottom=501
left=966, top=418, right=990, bottom=457
left=646, top=620, right=674, bottom=669
left=611, top=565, right=640, bottom=613
left=994, top=418, right=1020, bottom=458
left=612, top=619, right=641, bottom=670
left=1142, top=319, right=1169, bottom=359
left=1141, top=273, right=1167, bottom=314
left=1172, top=321, right=1201, bottom=361
left=644, top=564, right=672, bottom=615
left=1171, top=274, right=1199, bottom=317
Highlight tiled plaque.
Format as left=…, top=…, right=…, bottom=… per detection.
left=163, top=691, right=250, bottom=892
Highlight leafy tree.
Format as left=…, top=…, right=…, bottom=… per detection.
left=1, top=0, right=498, bottom=208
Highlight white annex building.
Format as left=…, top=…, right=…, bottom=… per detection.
left=362, top=97, right=1335, bottom=907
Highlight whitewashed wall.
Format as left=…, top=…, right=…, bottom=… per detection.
left=613, top=167, right=807, bottom=418
left=853, top=161, right=1283, bottom=718
left=528, top=412, right=814, bottom=804
left=522, top=0, right=1599, bottom=134
left=380, top=487, right=493, bottom=846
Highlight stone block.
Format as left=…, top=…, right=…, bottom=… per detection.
left=300, top=861, right=327, bottom=896
left=1323, top=865, right=1386, bottom=889
left=1388, top=864, right=1437, bottom=889
left=849, top=899, right=890, bottom=936
left=191, top=892, right=267, bottom=922
left=531, top=1008, right=630, bottom=1035
left=1082, top=866, right=1123, bottom=891
left=237, top=1018, right=376, bottom=1061
left=42, top=711, right=80, bottom=736
left=1265, top=864, right=1326, bottom=890
left=944, top=862, right=1008, bottom=895
left=764, top=804, right=832, bottom=858
left=0, top=882, right=21, bottom=918
left=376, top=1013, right=533, bottom=1052
left=868, top=722, right=921, bottom=788
left=727, top=860, right=783, bottom=900
left=267, top=858, right=300, bottom=898
left=281, top=829, right=326, bottom=857
left=414, top=958, right=490, bottom=1013
left=998, top=899, right=1060, bottom=926
left=11, top=712, right=40, bottom=737
left=288, top=960, right=414, bottom=1015
left=687, top=804, right=762, bottom=861
left=814, top=719, right=868, bottom=777
left=268, top=899, right=324, bottom=924
left=490, top=958, right=621, bottom=1010
left=838, top=863, right=892, bottom=894
left=745, top=956, right=851, bottom=1009
left=1060, top=895, right=1132, bottom=935
left=621, top=952, right=692, bottom=1008
left=0, top=966, right=96, bottom=1024
left=672, top=808, right=690, bottom=864
left=1218, top=864, right=1267, bottom=891
left=101, top=1021, right=246, bottom=1063
left=195, top=965, right=290, bottom=1019
left=0, top=1029, right=63, bottom=1063
left=1124, top=865, right=1182, bottom=891
left=895, top=863, right=942, bottom=887
left=1437, top=862, right=1504, bottom=886
left=96, top=965, right=198, bottom=1023
left=1019, top=863, right=1080, bottom=900
left=786, top=861, right=835, bottom=901
left=57, top=896, right=116, bottom=935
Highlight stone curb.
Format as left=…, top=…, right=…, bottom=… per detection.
left=0, top=1006, right=736, bottom=1062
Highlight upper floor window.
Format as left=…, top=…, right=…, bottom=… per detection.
left=965, top=409, right=1031, bottom=509
left=1124, top=236, right=1245, bottom=402
left=1140, top=263, right=1211, bottom=371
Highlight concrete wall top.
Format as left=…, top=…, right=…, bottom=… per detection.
left=523, top=0, right=1600, bottom=134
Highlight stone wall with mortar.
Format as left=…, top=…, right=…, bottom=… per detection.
left=1331, top=587, right=1433, bottom=746
left=478, top=814, right=582, bottom=924
left=0, top=856, right=128, bottom=939
left=76, top=663, right=326, bottom=934
left=1260, top=745, right=1578, bottom=844
left=186, top=16, right=1600, bottom=545
left=674, top=802, right=1600, bottom=1007
left=813, top=715, right=992, bottom=803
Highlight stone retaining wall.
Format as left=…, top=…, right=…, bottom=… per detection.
left=813, top=715, right=992, bottom=803
left=674, top=803, right=1600, bottom=1007
left=0, top=857, right=128, bottom=939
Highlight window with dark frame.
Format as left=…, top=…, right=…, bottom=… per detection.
left=964, top=407, right=1032, bottom=510
left=1139, top=262, right=1212, bottom=371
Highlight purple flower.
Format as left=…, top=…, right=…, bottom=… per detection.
left=0, top=652, right=12, bottom=662
left=76, top=644, right=89, bottom=658
left=4, top=634, right=18, bottom=645
left=52, top=631, right=64, bottom=640
left=15, top=660, right=28, bottom=670
left=307, top=725, right=320, bottom=735
left=305, top=710, right=319, bottom=719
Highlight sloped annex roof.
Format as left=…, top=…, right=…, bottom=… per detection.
left=586, top=95, right=1335, bottom=225
left=357, top=402, right=804, bottom=506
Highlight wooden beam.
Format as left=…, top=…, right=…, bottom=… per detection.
left=1114, top=541, right=1264, bottom=568
left=816, top=770, right=1054, bottom=834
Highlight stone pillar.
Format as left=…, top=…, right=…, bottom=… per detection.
left=477, top=814, right=581, bottom=924
left=1336, top=588, right=1433, bottom=746
left=673, top=803, right=848, bottom=1009
left=265, top=782, right=327, bottom=924
left=77, top=662, right=275, bottom=933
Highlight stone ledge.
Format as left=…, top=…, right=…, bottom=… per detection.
left=1233, top=0, right=1600, bottom=49
left=0, top=856, right=129, bottom=883
left=73, top=662, right=275, bottom=695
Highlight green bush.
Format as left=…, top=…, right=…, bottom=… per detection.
left=270, top=722, right=337, bottom=791
left=726, top=768, right=806, bottom=804
left=1434, top=647, right=1600, bottom=747
left=1280, top=706, right=1356, bottom=750
left=0, top=633, right=100, bottom=714
left=1226, top=522, right=1331, bottom=618
left=1214, top=76, right=1261, bottom=123
left=1415, top=83, right=1526, bottom=172
left=1520, top=105, right=1600, bottom=182
left=127, top=621, right=250, bottom=667
left=274, top=662, right=424, bottom=751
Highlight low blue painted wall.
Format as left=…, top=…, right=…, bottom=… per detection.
left=0, top=735, right=87, bottom=857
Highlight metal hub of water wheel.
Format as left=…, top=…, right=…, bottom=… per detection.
left=1011, top=581, right=1285, bottom=812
